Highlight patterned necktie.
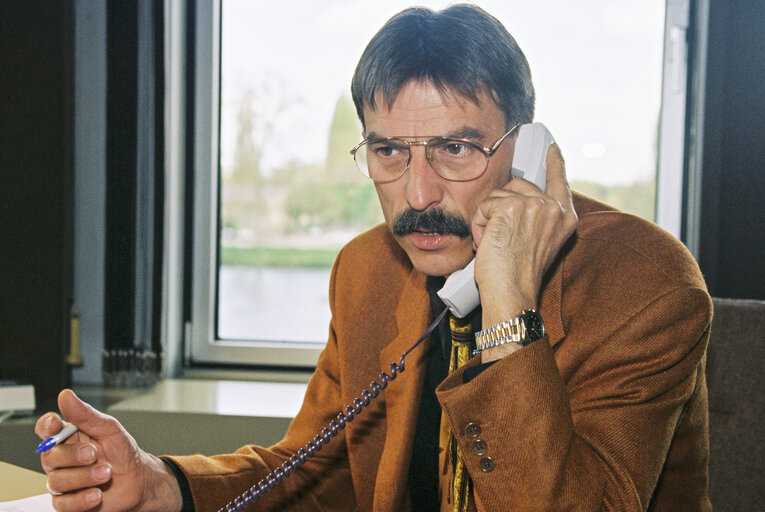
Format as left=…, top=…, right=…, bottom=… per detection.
left=440, top=314, right=473, bottom=512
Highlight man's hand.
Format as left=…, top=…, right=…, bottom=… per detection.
left=35, top=389, right=183, bottom=512
left=472, top=143, right=577, bottom=362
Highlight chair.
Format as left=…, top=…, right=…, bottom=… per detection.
left=706, top=297, right=765, bottom=511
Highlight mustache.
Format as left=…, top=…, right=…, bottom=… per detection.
left=392, top=208, right=471, bottom=238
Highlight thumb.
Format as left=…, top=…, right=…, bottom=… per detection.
left=58, top=389, right=123, bottom=441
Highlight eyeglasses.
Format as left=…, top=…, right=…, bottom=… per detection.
left=349, top=124, right=519, bottom=183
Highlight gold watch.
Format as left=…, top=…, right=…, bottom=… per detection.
left=473, top=310, right=544, bottom=355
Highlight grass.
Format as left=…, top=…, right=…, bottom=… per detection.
left=220, top=246, right=339, bottom=268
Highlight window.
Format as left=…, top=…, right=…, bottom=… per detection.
left=190, top=0, right=669, bottom=366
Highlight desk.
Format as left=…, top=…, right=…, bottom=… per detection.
left=0, top=461, right=46, bottom=501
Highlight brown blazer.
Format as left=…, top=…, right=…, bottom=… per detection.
left=169, top=193, right=713, bottom=511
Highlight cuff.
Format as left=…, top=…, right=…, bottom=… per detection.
left=462, top=360, right=498, bottom=383
left=160, top=457, right=195, bottom=512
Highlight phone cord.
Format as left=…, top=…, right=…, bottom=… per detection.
left=218, top=307, right=449, bottom=512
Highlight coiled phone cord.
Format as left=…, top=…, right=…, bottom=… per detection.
left=218, top=307, right=449, bottom=512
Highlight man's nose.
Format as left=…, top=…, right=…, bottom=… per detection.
left=404, top=147, right=445, bottom=211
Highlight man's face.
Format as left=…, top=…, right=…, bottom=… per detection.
left=363, top=80, right=515, bottom=277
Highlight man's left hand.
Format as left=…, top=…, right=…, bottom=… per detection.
left=472, top=143, right=577, bottom=362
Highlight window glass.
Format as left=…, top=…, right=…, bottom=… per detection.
left=217, top=0, right=665, bottom=344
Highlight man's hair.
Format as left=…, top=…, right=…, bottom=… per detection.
left=351, top=4, right=535, bottom=131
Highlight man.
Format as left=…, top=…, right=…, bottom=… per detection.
left=37, top=4, right=713, bottom=511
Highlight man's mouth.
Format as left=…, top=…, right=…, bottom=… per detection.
left=408, top=230, right=450, bottom=250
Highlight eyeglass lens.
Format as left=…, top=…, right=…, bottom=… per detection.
left=355, top=138, right=488, bottom=181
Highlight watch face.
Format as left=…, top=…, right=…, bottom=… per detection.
left=523, top=310, right=545, bottom=343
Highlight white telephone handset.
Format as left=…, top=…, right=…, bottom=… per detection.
left=437, top=122, right=555, bottom=317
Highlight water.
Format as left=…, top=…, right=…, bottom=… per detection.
left=218, top=265, right=332, bottom=344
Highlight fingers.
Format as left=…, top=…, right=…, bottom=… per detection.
left=473, top=189, right=558, bottom=241
left=542, top=143, right=572, bottom=204
left=471, top=141, right=577, bottom=275
left=57, top=389, right=124, bottom=440
left=38, top=389, right=125, bottom=480
left=36, top=412, right=64, bottom=439
left=35, top=390, right=154, bottom=512
left=50, top=487, right=103, bottom=512
left=504, top=142, right=566, bottom=195
left=41, top=442, right=98, bottom=474
left=47, top=462, right=112, bottom=495
left=500, top=142, right=576, bottom=233
left=43, top=443, right=111, bottom=511
left=37, top=389, right=108, bottom=442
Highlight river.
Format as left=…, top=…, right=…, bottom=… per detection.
left=217, top=265, right=332, bottom=344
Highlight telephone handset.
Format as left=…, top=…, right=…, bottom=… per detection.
left=436, top=122, right=555, bottom=318
left=217, top=123, right=554, bottom=512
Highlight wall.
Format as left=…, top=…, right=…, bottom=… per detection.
left=0, top=0, right=74, bottom=404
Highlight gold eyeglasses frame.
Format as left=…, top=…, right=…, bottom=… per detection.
left=349, top=123, right=521, bottom=183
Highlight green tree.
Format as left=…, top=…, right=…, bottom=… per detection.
left=221, top=90, right=266, bottom=239
left=325, top=95, right=364, bottom=183
left=282, top=93, right=383, bottom=232
left=570, top=179, right=656, bottom=221
left=222, top=83, right=300, bottom=241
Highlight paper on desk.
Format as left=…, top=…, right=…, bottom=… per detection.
left=0, top=494, right=54, bottom=512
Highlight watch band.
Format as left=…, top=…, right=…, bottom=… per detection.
left=472, top=310, right=544, bottom=355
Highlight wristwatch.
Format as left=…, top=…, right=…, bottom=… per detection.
left=473, top=310, right=545, bottom=355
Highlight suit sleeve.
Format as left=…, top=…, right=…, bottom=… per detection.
left=165, top=258, right=356, bottom=512
left=436, top=285, right=712, bottom=511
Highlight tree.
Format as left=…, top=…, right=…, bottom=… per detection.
left=221, top=83, right=296, bottom=242
left=325, top=95, right=364, bottom=183
left=281, top=93, right=383, bottom=232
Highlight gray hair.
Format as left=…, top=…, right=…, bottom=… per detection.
left=351, top=4, right=535, bottom=130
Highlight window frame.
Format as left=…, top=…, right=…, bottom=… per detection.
left=186, top=0, right=688, bottom=368
left=189, top=0, right=323, bottom=367
left=656, top=0, right=694, bottom=246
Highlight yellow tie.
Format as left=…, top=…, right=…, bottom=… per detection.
left=440, top=314, right=473, bottom=512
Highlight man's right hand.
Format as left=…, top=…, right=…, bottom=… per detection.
left=35, top=389, right=183, bottom=512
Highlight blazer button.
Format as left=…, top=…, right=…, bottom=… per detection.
left=465, top=422, right=481, bottom=438
left=479, top=457, right=495, bottom=473
left=472, top=439, right=487, bottom=456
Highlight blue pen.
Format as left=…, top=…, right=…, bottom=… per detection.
left=36, top=424, right=79, bottom=454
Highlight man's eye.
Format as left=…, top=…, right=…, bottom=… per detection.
left=440, top=142, right=472, bottom=156
left=370, top=143, right=402, bottom=158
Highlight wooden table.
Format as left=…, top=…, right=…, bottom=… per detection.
left=0, top=460, right=47, bottom=501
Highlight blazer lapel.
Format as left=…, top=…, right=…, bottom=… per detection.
left=372, top=268, right=432, bottom=512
